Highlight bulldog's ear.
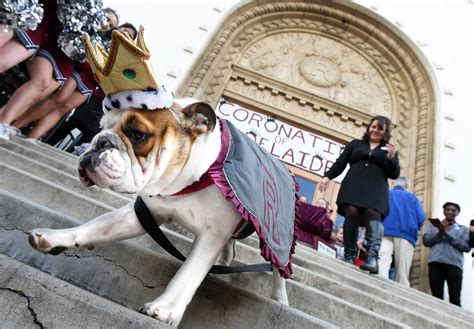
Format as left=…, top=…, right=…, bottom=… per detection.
left=181, top=102, right=217, bottom=136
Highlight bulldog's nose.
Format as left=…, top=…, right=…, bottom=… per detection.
left=78, top=151, right=95, bottom=171
left=95, top=136, right=114, bottom=150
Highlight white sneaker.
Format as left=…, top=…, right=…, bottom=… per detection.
left=25, top=138, right=40, bottom=145
left=0, top=123, right=10, bottom=140
left=8, top=125, right=21, bottom=137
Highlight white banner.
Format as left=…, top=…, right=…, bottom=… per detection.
left=216, top=99, right=346, bottom=181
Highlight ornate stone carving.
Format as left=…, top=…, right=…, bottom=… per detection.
left=240, top=33, right=392, bottom=115
left=299, top=55, right=341, bottom=88
left=225, top=75, right=366, bottom=140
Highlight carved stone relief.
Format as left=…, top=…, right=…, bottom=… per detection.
left=239, top=33, right=392, bottom=116
left=226, top=77, right=366, bottom=139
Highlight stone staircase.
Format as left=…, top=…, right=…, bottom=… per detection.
left=1, top=136, right=474, bottom=328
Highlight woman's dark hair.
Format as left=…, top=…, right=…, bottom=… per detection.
left=362, top=115, right=392, bottom=145
left=104, top=7, right=119, bottom=24
left=119, top=22, right=138, bottom=40
left=443, top=202, right=461, bottom=213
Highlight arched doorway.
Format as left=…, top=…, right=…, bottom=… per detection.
left=176, top=0, right=437, bottom=291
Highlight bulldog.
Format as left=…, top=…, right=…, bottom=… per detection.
left=28, top=99, right=294, bottom=326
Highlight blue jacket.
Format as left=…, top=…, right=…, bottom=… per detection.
left=383, top=186, right=426, bottom=246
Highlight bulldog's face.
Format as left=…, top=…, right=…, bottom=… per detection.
left=78, top=102, right=216, bottom=194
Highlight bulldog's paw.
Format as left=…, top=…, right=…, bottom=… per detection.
left=271, top=291, right=289, bottom=306
left=28, top=229, right=68, bottom=255
left=139, top=300, right=185, bottom=326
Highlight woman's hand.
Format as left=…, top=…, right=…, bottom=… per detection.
left=385, top=142, right=397, bottom=160
left=318, top=177, right=330, bottom=192
left=437, top=225, right=446, bottom=237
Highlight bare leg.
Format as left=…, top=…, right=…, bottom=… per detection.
left=0, top=56, right=60, bottom=125
left=28, top=202, right=147, bottom=253
left=26, top=90, right=87, bottom=139
left=13, top=96, right=51, bottom=129
left=0, top=37, right=34, bottom=73
left=0, top=25, right=14, bottom=47
left=13, top=78, right=75, bottom=128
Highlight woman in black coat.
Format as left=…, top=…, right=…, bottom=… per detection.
left=319, top=115, right=400, bottom=273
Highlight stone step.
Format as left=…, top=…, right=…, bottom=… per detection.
left=0, top=161, right=113, bottom=220
left=2, top=139, right=473, bottom=325
left=0, top=147, right=132, bottom=209
left=2, top=142, right=472, bottom=327
left=0, top=254, right=170, bottom=329
left=231, top=219, right=474, bottom=324
left=0, top=190, right=336, bottom=329
left=0, top=139, right=77, bottom=176
left=0, top=189, right=457, bottom=329
left=130, top=221, right=472, bottom=328
left=293, top=244, right=474, bottom=324
left=11, top=135, right=79, bottom=164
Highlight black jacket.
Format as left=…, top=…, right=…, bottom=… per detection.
left=324, top=139, right=400, bottom=218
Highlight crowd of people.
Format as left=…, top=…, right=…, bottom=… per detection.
left=301, top=115, right=472, bottom=307
left=0, top=2, right=137, bottom=148
left=1, top=1, right=472, bottom=310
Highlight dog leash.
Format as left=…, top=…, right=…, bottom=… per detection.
left=134, top=196, right=272, bottom=274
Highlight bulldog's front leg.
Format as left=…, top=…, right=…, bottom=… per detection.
left=139, top=228, right=234, bottom=326
left=271, top=267, right=289, bottom=305
left=28, top=202, right=146, bottom=254
left=215, top=238, right=235, bottom=266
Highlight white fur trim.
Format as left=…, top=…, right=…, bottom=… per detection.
left=103, top=85, right=174, bottom=112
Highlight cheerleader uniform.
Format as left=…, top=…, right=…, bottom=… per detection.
left=70, top=62, right=98, bottom=100
left=14, top=0, right=74, bottom=85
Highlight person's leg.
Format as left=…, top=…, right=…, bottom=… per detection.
left=0, top=37, right=34, bottom=73
left=342, top=204, right=361, bottom=264
left=14, top=77, right=77, bottom=129
left=393, top=237, right=414, bottom=286
left=27, top=91, right=87, bottom=140
left=428, top=262, right=445, bottom=300
left=0, top=26, right=14, bottom=47
left=359, top=208, right=383, bottom=274
left=378, top=236, right=394, bottom=279
left=0, top=56, right=60, bottom=125
left=446, top=264, right=463, bottom=306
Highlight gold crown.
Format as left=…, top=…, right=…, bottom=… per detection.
left=84, top=26, right=160, bottom=95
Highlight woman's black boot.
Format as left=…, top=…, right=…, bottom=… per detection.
left=342, top=219, right=358, bottom=265
left=360, top=220, right=384, bottom=274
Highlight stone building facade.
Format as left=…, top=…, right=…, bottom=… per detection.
left=175, top=0, right=437, bottom=290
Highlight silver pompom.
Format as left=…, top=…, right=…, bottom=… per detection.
left=57, top=0, right=106, bottom=62
left=0, top=0, right=44, bottom=31
left=58, top=31, right=102, bottom=62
